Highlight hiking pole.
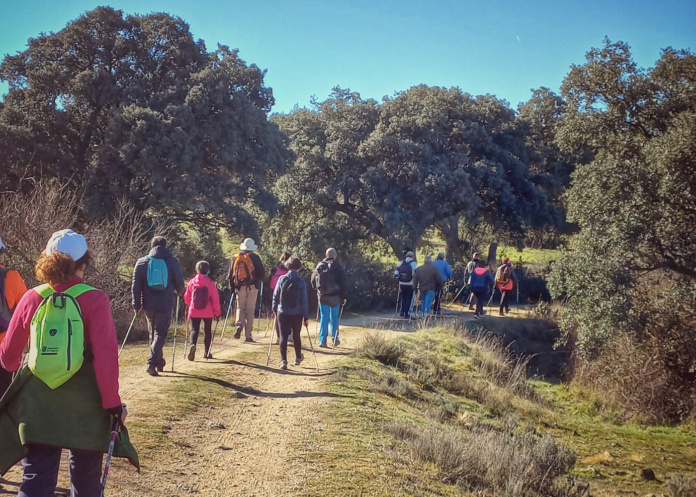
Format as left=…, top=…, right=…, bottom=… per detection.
left=314, top=306, right=320, bottom=341
left=118, top=312, right=138, bottom=358
left=487, top=288, right=496, bottom=310
left=332, top=301, right=346, bottom=349
left=207, top=319, right=220, bottom=361
left=171, top=298, right=180, bottom=373
left=219, top=292, right=236, bottom=343
left=304, top=323, right=320, bottom=371
left=100, top=412, right=121, bottom=497
left=266, top=313, right=277, bottom=366
left=408, top=291, right=416, bottom=320
left=183, top=311, right=191, bottom=359
left=263, top=314, right=272, bottom=338
left=256, top=282, right=264, bottom=331
left=394, top=284, right=401, bottom=316
left=450, top=284, right=466, bottom=304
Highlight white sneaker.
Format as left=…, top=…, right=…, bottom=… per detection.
left=280, top=360, right=288, bottom=370
left=294, top=354, right=304, bottom=366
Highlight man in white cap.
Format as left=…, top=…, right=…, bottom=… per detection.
left=229, top=238, right=265, bottom=342
left=0, top=235, right=28, bottom=396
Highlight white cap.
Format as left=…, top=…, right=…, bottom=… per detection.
left=45, top=229, right=88, bottom=261
left=0, top=236, right=5, bottom=250
left=239, top=238, right=258, bottom=252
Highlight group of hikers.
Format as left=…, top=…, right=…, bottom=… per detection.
left=0, top=228, right=517, bottom=496
left=395, top=250, right=519, bottom=320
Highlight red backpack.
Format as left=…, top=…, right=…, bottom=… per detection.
left=192, top=283, right=210, bottom=310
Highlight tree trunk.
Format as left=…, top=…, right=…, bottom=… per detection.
left=387, top=235, right=420, bottom=261
left=487, top=243, right=498, bottom=266
left=438, top=216, right=466, bottom=265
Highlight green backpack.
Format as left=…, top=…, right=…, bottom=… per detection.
left=28, top=283, right=94, bottom=389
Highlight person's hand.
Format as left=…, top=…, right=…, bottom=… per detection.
left=215, top=315, right=221, bottom=322
left=133, top=307, right=142, bottom=315
left=121, top=403, right=128, bottom=423
left=304, top=319, right=309, bottom=328
left=342, top=299, right=347, bottom=305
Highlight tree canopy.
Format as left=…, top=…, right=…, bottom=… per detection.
left=274, top=85, right=553, bottom=258
left=0, top=7, right=289, bottom=234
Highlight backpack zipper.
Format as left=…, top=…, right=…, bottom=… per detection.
left=67, top=319, right=72, bottom=371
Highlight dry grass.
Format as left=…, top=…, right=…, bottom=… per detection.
left=626, top=453, right=645, bottom=463
left=354, top=333, right=404, bottom=366
left=667, top=474, right=696, bottom=497
left=384, top=422, right=584, bottom=497
left=580, top=451, right=613, bottom=465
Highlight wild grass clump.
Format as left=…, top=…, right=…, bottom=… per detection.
left=667, top=474, right=696, bottom=497
left=385, top=422, right=583, bottom=497
left=354, top=333, right=404, bottom=366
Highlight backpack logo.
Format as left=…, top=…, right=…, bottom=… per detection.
left=49, top=328, right=58, bottom=337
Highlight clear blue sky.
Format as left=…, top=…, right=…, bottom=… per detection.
left=1, top=0, right=694, bottom=113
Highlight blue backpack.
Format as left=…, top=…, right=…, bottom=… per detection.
left=146, top=257, right=169, bottom=291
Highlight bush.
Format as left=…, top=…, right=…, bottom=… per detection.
left=354, top=333, right=404, bottom=367
left=667, top=474, right=696, bottom=497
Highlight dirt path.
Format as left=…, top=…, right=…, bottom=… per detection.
left=0, top=318, right=374, bottom=497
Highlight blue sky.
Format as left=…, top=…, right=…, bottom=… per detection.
left=1, top=0, right=694, bottom=113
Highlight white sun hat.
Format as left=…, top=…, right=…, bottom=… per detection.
left=239, top=238, right=258, bottom=252
left=45, top=229, right=88, bottom=261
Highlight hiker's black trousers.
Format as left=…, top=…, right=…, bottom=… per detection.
left=19, top=444, right=103, bottom=497
left=500, top=291, right=511, bottom=313
left=474, top=291, right=487, bottom=316
left=434, top=288, right=444, bottom=313
left=277, top=312, right=302, bottom=362
left=145, top=310, right=172, bottom=370
left=399, top=284, right=414, bottom=317
left=190, top=317, right=213, bottom=354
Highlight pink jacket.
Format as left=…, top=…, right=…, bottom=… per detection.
left=0, top=276, right=121, bottom=409
left=183, top=274, right=221, bottom=319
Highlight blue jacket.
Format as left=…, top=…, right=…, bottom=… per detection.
left=432, top=259, right=452, bottom=282
left=131, top=246, right=185, bottom=312
left=272, top=270, right=309, bottom=319
left=469, top=267, right=494, bottom=294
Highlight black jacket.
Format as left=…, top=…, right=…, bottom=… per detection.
left=228, top=251, right=266, bottom=291
left=131, top=246, right=185, bottom=312
left=311, top=258, right=347, bottom=308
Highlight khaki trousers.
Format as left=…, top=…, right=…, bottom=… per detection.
left=235, top=286, right=258, bottom=339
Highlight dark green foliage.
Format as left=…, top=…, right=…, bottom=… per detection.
left=0, top=7, right=288, bottom=234
left=274, top=86, right=554, bottom=258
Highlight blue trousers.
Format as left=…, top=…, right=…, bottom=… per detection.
left=318, top=304, right=340, bottom=345
left=19, top=444, right=103, bottom=497
left=421, top=290, right=435, bottom=318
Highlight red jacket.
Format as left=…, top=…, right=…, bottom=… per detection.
left=183, top=274, right=221, bottom=319
left=0, top=276, right=121, bottom=409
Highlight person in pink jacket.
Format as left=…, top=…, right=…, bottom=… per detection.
left=183, top=261, right=221, bottom=361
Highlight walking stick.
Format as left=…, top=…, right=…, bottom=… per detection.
left=263, top=313, right=272, bottom=338
left=100, top=413, right=121, bottom=497
left=219, top=292, right=236, bottom=343
left=450, top=284, right=466, bottom=304
left=206, top=319, right=220, bottom=360
left=304, top=323, right=320, bottom=371
left=314, top=306, right=320, bottom=341
left=183, top=310, right=191, bottom=359
left=394, top=284, right=401, bottom=316
left=266, top=313, right=277, bottom=366
left=171, top=298, right=180, bottom=372
left=332, top=301, right=345, bottom=349
left=408, top=290, right=417, bottom=320
left=118, top=312, right=138, bottom=358
left=256, top=282, right=264, bottom=331
left=487, top=288, right=496, bottom=310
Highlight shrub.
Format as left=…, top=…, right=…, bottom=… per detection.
left=354, top=333, right=404, bottom=367
left=667, top=474, right=696, bottom=497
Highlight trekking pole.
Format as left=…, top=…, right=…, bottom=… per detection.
left=450, top=284, right=466, bottom=304
left=266, top=313, right=277, bottom=366
left=304, top=323, right=320, bottom=372
left=263, top=314, right=272, bottom=338
left=332, top=301, right=346, bottom=349
left=171, top=298, right=180, bottom=373
left=314, top=306, right=320, bottom=341
left=394, top=284, right=401, bottom=316
left=100, top=412, right=121, bottom=497
left=207, top=319, right=220, bottom=361
left=256, top=282, right=264, bottom=331
left=219, top=292, right=236, bottom=343
left=408, top=291, right=416, bottom=320
left=183, top=310, right=191, bottom=359
left=487, top=288, right=496, bottom=310
left=118, top=312, right=138, bottom=358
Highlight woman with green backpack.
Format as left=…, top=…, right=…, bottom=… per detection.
left=0, top=229, right=138, bottom=496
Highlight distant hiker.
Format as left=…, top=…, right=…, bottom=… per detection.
left=469, top=259, right=494, bottom=319
left=413, top=255, right=445, bottom=319
left=269, top=251, right=291, bottom=344
left=132, top=236, right=185, bottom=376
left=229, top=238, right=266, bottom=342
left=432, top=252, right=452, bottom=314
left=394, top=251, right=419, bottom=319
left=465, top=253, right=480, bottom=310
left=184, top=261, right=221, bottom=361
left=272, top=257, right=309, bottom=370
left=495, top=257, right=519, bottom=316
left=0, top=235, right=28, bottom=397
left=0, top=229, right=139, bottom=493
left=311, top=248, right=347, bottom=347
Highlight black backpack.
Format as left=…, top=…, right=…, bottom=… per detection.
left=397, top=260, right=413, bottom=282
left=316, top=261, right=340, bottom=295
left=280, top=276, right=300, bottom=308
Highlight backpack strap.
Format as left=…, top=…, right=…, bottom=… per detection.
left=64, top=283, right=95, bottom=299
left=34, top=284, right=54, bottom=299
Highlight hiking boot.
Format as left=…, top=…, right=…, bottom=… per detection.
left=474, top=315, right=481, bottom=320
left=399, top=312, right=405, bottom=317
left=245, top=337, right=254, bottom=343
left=499, top=311, right=505, bottom=316
left=234, top=326, right=243, bottom=339
left=319, top=343, right=329, bottom=348
left=280, top=360, right=288, bottom=370
left=187, top=344, right=196, bottom=361
left=146, top=367, right=159, bottom=377
left=468, top=305, right=474, bottom=311
left=404, top=314, right=411, bottom=320
left=205, top=352, right=213, bottom=359
left=332, top=338, right=340, bottom=347
left=157, top=358, right=166, bottom=372
left=294, top=354, right=304, bottom=366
